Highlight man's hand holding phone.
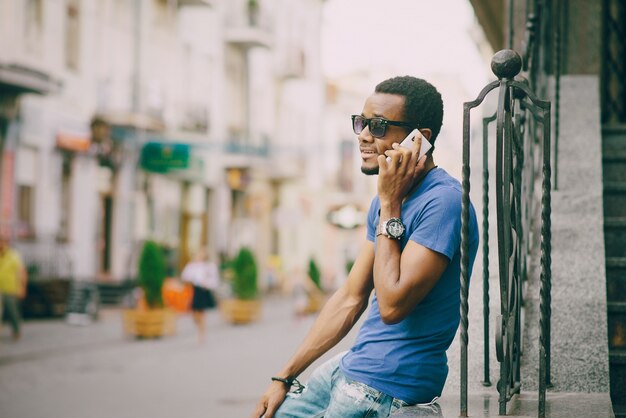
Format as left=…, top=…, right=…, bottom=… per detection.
left=378, top=128, right=432, bottom=204
left=385, top=128, right=432, bottom=164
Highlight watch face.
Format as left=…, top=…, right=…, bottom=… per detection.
left=386, top=219, right=405, bottom=238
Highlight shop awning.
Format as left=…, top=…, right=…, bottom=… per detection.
left=95, top=112, right=166, bottom=132
left=0, top=63, right=61, bottom=95
left=56, top=132, right=91, bottom=153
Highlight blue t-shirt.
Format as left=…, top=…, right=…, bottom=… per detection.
left=339, top=167, right=479, bottom=404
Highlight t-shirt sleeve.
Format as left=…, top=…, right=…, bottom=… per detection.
left=409, top=188, right=462, bottom=260
left=366, top=197, right=379, bottom=243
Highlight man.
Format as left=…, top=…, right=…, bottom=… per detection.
left=252, top=76, right=479, bottom=418
left=0, top=235, right=27, bottom=341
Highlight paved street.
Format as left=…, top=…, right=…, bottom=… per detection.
left=0, top=295, right=359, bottom=418
left=0, top=289, right=615, bottom=418
left=0, top=289, right=506, bottom=418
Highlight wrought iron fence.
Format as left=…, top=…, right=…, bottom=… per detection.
left=602, top=0, right=626, bottom=125
left=519, top=0, right=561, bottom=190
left=460, top=48, right=551, bottom=417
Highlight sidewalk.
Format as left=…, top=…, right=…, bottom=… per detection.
left=0, top=309, right=124, bottom=366
left=0, top=296, right=350, bottom=418
left=0, top=294, right=614, bottom=418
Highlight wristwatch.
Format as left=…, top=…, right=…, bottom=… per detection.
left=376, top=217, right=406, bottom=239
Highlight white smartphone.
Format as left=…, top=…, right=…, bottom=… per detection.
left=386, top=128, right=432, bottom=163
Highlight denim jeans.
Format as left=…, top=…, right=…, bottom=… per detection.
left=274, top=351, right=439, bottom=418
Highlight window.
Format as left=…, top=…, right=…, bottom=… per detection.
left=15, top=147, right=38, bottom=240
left=153, top=0, right=176, bottom=28
left=16, top=185, right=35, bottom=239
left=58, top=154, right=73, bottom=242
left=65, top=0, right=81, bottom=70
left=24, top=0, right=43, bottom=53
left=225, top=46, right=247, bottom=140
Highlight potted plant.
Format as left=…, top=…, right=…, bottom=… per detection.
left=123, top=240, right=175, bottom=338
left=220, top=247, right=261, bottom=324
left=308, top=258, right=322, bottom=291
left=300, top=258, right=325, bottom=315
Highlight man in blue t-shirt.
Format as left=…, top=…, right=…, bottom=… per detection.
left=253, top=76, right=479, bottom=418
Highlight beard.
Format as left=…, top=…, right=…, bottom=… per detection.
left=361, top=166, right=379, bottom=175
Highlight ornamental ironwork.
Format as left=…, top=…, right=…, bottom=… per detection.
left=460, top=49, right=552, bottom=417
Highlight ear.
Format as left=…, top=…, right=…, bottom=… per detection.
left=418, top=128, right=433, bottom=141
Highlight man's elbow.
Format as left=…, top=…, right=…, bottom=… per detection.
left=379, top=305, right=406, bottom=325
left=379, top=293, right=427, bottom=324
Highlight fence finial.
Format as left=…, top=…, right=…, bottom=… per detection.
left=491, top=49, right=522, bottom=80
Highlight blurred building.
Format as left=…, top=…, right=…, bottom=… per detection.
left=0, top=0, right=326, bottom=286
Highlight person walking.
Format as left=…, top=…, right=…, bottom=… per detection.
left=252, top=76, right=479, bottom=418
left=181, top=248, right=219, bottom=343
left=0, top=235, right=28, bottom=341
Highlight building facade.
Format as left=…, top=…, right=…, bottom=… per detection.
left=0, top=0, right=326, bottom=287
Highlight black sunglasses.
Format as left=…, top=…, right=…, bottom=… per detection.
left=351, top=115, right=415, bottom=138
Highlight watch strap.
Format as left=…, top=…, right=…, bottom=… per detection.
left=376, top=220, right=387, bottom=237
left=377, top=218, right=404, bottom=239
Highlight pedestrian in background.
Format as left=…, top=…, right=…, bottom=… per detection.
left=181, top=248, right=219, bottom=343
left=0, top=235, right=28, bottom=341
left=252, top=76, right=479, bottom=418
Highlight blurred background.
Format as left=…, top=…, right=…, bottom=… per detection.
left=0, top=0, right=504, bottom=417
left=3, top=0, right=623, bottom=417
left=0, top=0, right=490, bottom=295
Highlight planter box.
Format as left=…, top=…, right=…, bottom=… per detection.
left=301, top=292, right=326, bottom=315
left=123, top=309, right=176, bottom=338
left=220, top=299, right=261, bottom=324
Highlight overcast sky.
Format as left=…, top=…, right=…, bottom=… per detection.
left=321, top=0, right=491, bottom=95
left=320, top=0, right=495, bottom=179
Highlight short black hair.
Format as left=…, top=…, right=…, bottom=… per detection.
left=375, top=76, right=444, bottom=143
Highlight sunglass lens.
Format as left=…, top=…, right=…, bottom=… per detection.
left=353, top=116, right=366, bottom=134
left=369, top=119, right=386, bottom=137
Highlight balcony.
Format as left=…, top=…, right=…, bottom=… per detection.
left=217, top=137, right=307, bottom=179
left=221, top=137, right=267, bottom=168
left=177, top=0, right=212, bottom=6
left=224, top=6, right=273, bottom=49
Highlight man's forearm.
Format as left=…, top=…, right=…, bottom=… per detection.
left=275, top=286, right=368, bottom=379
left=374, top=201, right=403, bottom=292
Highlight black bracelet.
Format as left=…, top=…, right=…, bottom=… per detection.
left=271, top=376, right=305, bottom=394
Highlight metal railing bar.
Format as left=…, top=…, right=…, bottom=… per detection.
left=496, top=80, right=511, bottom=416
left=496, top=82, right=510, bottom=318
left=539, top=99, right=553, bottom=417
left=482, top=112, right=497, bottom=388
left=461, top=80, right=499, bottom=417
left=553, top=0, right=562, bottom=190
left=508, top=0, right=515, bottom=49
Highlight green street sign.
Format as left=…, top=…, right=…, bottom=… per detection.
left=140, top=142, right=190, bottom=173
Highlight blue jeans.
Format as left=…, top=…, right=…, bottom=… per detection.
left=275, top=352, right=439, bottom=418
